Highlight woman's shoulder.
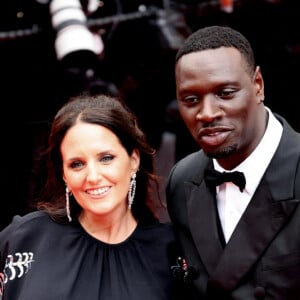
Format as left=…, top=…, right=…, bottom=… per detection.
left=3, top=210, right=49, bottom=227
left=139, top=220, right=174, bottom=231
left=136, top=221, right=176, bottom=243
left=0, top=211, right=54, bottom=238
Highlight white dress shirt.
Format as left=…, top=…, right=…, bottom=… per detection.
left=213, top=107, right=283, bottom=243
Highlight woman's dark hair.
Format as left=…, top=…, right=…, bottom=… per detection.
left=36, top=94, right=159, bottom=225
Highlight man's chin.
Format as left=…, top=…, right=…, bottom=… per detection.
left=204, top=144, right=237, bottom=159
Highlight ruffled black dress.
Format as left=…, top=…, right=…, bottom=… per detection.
left=0, top=211, right=182, bottom=300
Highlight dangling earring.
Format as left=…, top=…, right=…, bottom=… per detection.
left=65, top=186, right=72, bottom=222
left=128, top=173, right=136, bottom=209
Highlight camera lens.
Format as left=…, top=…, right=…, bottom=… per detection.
left=50, top=0, right=103, bottom=60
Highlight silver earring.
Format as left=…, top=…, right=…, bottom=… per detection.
left=128, top=173, right=136, bottom=209
left=65, top=186, right=72, bottom=222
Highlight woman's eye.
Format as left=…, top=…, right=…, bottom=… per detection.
left=100, top=154, right=114, bottom=163
left=70, top=161, right=84, bottom=169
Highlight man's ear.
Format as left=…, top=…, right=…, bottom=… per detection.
left=253, top=66, right=264, bottom=103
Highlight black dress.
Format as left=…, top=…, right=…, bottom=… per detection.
left=0, top=211, right=182, bottom=300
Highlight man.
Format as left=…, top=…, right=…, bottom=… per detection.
left=166, top=25, right=300, bottom=299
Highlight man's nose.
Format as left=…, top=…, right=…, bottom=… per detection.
left=196, top=96, right=222, bottom=122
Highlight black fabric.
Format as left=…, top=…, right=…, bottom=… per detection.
left=0, top=211, right=184, bottom=300
left=204, top=169, right=246, bottom=192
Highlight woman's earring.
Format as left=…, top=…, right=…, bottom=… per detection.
left=128, top=173, right=136, bottom=209
left=65, top=186, right=72, bottom=222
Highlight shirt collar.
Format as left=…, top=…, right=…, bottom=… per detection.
left=213, top=106, right=283, bottom=195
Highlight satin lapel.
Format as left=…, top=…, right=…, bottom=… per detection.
left=209, top=177, right=300, bottom=291
left=186, top=180, right=223, bottom=274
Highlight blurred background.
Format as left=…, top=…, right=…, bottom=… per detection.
left=0, top=0, right=299, bottom=229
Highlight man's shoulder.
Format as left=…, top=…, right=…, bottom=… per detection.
left=173, top=150, right=208, bottom=174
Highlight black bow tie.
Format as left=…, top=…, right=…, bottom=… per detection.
left=204, top=169, right=246, bottom=192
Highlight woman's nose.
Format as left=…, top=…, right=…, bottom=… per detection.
left=86, top=164, right=101, bottom=182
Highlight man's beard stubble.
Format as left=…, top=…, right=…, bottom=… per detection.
left=205, top=144, right=238, bottom=159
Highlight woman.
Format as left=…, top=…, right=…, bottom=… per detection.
left=0, top=94, right=184, bottom=300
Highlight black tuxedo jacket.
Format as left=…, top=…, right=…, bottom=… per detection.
left=166, top=114, right=300, bottom=299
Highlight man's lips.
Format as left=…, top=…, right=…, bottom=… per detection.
left=198, top=127, right=232, bottom=147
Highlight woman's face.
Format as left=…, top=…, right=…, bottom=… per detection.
left=61, top=121, right=140, bottom=220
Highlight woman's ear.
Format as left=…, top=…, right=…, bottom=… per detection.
left=131, top=148, right=140, bottom=173
left=62, top=172, right=67, bottom=183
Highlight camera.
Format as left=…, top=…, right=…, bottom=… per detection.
left=50, top=0, right=103, bottom=60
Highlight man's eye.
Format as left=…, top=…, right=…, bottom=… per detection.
left=181, top=96, right=199, bottom=104
left=218, top=89, right=236, bottom=99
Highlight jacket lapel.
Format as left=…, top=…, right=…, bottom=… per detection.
left=186, top=180, right=224, bottom=273
left=208, top=178, right=299, bottom=291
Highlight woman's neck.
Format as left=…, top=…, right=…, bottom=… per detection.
left=78, top=210, right=137, bottom=244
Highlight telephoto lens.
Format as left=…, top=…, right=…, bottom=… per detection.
left=50, top=0, right=103, bottom=60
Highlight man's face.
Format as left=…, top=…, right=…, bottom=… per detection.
left=175, top=47, right=266, bottom=169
